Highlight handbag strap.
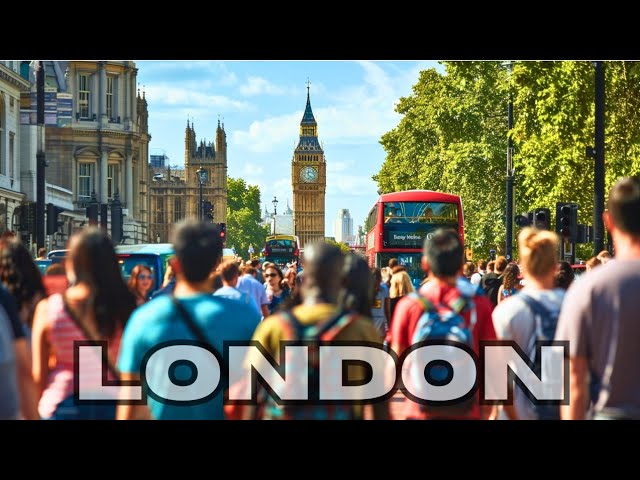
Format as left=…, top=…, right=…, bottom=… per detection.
left=62, top=295, right=121, bottom=381
left=170, top=295, right=216, bottom=348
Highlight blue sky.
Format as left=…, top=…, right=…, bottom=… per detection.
left=136, top=60, right=442, bottom=237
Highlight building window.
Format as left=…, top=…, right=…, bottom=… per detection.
left=157, top=198, right=164, bottom=224
left=174, top=198, right=182, bottom=222
left=108, top=164, right=120, bottom=199
left=78, top=74, right=91, bottom=119
left=9, top=132, right=14, bottom=179
left=78, top=163, right=94, bottom=200
left=106, top=76, right=114, bottom=120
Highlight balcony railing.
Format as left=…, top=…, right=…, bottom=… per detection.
left=74, top=198, right=127, bottom=209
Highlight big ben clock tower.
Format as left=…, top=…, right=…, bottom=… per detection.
left=292, top=82, right=326, bottom=249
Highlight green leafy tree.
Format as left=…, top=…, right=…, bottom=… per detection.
left=512, top=61, right=640, bottom=260
left=375, top=61, right=640, bottom=262
left=324, top=238, right=351, bottom=253
left=226, top=177, right=269, bottom=259
left=374, top=62, right=509, bottom=260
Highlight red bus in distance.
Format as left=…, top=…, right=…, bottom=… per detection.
left=365, top=190, right=464, bottom=290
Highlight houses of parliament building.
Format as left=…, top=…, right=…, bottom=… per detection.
left=148, top=119, right=228, bottom=243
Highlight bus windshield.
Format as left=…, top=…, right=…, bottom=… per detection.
left=383, top=201, right=459, bottom=248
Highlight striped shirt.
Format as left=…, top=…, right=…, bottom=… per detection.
left=38, top=294, right=121, bottom=419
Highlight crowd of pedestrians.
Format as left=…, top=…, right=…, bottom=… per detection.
left=2, top=176, right=640, bottom=420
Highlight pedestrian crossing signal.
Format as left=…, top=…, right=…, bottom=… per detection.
left=215, top=222, right=226, bottom=242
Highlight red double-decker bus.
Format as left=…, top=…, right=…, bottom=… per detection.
left=365, top=190, right=464, bottom=289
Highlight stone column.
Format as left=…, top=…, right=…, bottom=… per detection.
left=131, top=69, right=138, bottom=128
left=98, top=61, right=107, bottom=126
left=125, top=154, right=133, bottom=211
left=100, top=150, right=109, bottom=204
left=123, top=69, right=130, bottom=125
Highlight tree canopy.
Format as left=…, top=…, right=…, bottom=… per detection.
left=226, top=177, right=270, bottom=259
left=375, top=61, right=640, bottom=261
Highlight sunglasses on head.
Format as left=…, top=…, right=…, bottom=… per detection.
left=138, top=274, right=152, bottom=280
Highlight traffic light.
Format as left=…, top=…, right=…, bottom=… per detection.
left=22, top=202, right=36, bottom=233
left=533, top=208, right=550, bottom=230
left=556, top=202, right=578, bottom=241
left=46, top=203, right=65, bottom=235
left=215, top=222, right=226, bottom=243
left=514, top=214, right=531, bottom=228
left=203, top=201, right=213, bottom=222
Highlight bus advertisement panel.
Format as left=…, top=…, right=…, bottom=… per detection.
left=365, top=190, right=464, bottom=289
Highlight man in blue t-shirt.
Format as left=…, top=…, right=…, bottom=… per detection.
left=117, top=220, right=261, bottom=420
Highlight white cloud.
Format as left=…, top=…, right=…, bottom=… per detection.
left=241, top=162, right=265, bottom=176
left=231, top=111, right=302, bottom=153
left=144, top=84, right=251, bottom=111
left=239, top=76, right=287, bottom=96
left=136, top=61, right=239, bottom=87
left=230, top=61, right=424, bottom=153
left=327, top=173, right=377, bottom=197
left=327, top=161, right=349, bottom=173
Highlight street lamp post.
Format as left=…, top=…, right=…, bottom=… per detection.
left=196, top=167, right=207, bottom=221
left=272, top=196, right=278, bottom=235
left=35, top=61, right=46, bottom=250
left=505, top=61, right=515, bottom=262
left=593, top=61, right=605, bottom=255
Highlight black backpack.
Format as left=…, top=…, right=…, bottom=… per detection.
left=481, top=273, right=503, bottom=306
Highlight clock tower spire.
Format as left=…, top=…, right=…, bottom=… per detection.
left=292, top=81, right=325, bottom=249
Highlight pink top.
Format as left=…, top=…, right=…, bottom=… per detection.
left=38, top=293, right=121, bottom=419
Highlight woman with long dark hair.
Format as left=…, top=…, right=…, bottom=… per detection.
left=31, top=227, right=136, bottom=420
left=0, top=237, right=46, bottom=338
left=497, top=263, right=522, bottom=304
left=128, top=264, right=154, bottom=306
left=264, top=264, right=289, bottom=315
left=339, top=252, right=372, bottom=318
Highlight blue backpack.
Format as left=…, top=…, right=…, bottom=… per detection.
left=407, top=285, right=477, bottom=417
left=518, top=293, right=561, bottom=420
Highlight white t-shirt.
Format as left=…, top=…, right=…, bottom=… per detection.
left=470, top=271, right=484, bottom=286
left=491, top=288, right=565, bottom=420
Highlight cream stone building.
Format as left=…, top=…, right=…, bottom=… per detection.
left=41, top=60, right=150, bottom=245
left=148, top=120, right=228, bottom=243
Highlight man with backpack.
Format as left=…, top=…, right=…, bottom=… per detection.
left=386, top=229, right=496, bottom=420
left=240, top=241, right=388, bottom=420
left=481, top=256, right=508, bottom=307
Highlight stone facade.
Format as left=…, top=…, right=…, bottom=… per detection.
left=291, top=86, right=326, bottom=249
left=40, top=61, right=150, bottom=246
left=148, top=120, right=228, bottom=243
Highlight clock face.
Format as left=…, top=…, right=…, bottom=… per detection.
left=300, top=166, right=318, bottom=183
